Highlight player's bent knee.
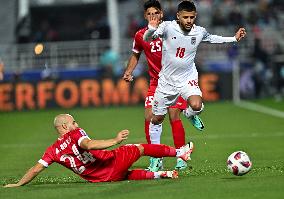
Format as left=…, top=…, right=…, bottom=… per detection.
left=151, top=115, right=164, bottom=124
left=192, top=104, right=202, bottom=111
left=189, top=102, right=202, bottom=111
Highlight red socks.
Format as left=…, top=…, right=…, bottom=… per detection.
left=141, top=144, right=176, bottom=157
left=144, top=120, right=151, bottom=144
left=127, top=170, right=154, bottom=180
left=171, top=119, right=186, bottom=148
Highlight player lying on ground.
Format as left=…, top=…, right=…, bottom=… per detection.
left=4, top=114, right=194, bottom=188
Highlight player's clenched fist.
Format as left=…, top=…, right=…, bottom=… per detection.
left=123, top=72, right=134, bottom=82
left=235, top=28, right=246, bottom=42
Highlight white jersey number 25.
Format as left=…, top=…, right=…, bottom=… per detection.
left=150, top=41, right=162, bottom=53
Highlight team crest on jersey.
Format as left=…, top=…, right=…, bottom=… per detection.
left=191, top=37, right=196, bottom=45
left=153, top=100, right=159, bottom=107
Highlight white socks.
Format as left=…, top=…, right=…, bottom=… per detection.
left=154, top=171, right=178, bottom=179
left=154, top=172, right=161, bottom=179
left=149, top=122, right=162, bottom=144
left=183, top=103, right=204, bottom=118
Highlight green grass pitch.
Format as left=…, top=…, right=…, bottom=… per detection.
left=0, top=100, right=284, bottom=199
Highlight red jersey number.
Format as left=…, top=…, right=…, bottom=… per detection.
left=188, top=80, right=198, bottom=87
left=176, top=47, right=185, bottom=58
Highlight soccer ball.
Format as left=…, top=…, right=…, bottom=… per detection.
left=227, top=151, right=252, bottom=176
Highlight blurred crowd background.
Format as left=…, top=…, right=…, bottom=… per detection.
left=0, top=0, right=284, bottom=102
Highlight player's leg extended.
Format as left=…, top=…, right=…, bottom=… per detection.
left=149, top=84, right=171, bottom=145
left=147, top=79, right=180, bottom=171
left=127, top=143, right=193, bottom=180
left=145, top=108, right=162, bottom=171
left=146, top=114, right=165, bottom=172
left=183, top=95, right=205, bottom=131
left=137, top=142, right=194, bottom=162
left=144, top=79, right=159, bottom=144
left=127, top=169, right=178, bottom=180
left=145, top=95, right=164, bottom=172
left=168, top=107, right=188, bottom=170
left=181, top=73, right=205, bottom=131
left=145, top=79, right=166, bottom=171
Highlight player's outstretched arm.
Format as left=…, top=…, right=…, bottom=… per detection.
left=123, top=53, right=141, bottom=82
left=4, top=163, right=45, bottom=188
left=235, top=28, right=246, bottom=42
left=203, top=27, right=246, bottom=44
left=80, top=130, right=129, bottom=150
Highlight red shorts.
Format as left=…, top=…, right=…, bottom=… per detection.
left=145, top=78, right=187, bottom=110
left=109, top=145, right=141, bottom=181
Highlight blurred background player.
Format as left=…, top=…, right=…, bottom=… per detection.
left=4, top=113, right=194, bottom=188
left=123, top=0, right=202, bottom=171
left=143, top=1, right=246, bottom=149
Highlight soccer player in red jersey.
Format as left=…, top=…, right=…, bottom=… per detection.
left=4, top=114, right=194, bottom=188
left=123, top=0, right=200, bottom=171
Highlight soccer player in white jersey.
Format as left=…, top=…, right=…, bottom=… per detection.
left=124, top=0, right=198, bottom=172
left=143, top=1, right=246, bottom=150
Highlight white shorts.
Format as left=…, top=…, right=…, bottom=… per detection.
left=152, top=77, right=202, bottom=116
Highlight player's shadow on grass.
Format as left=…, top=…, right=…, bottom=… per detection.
left=220, top=177, right=248, bottom=180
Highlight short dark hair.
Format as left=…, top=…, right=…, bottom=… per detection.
left=178, top=1, right=196, bottom=12
left=144, top=0, right=162, bottom=11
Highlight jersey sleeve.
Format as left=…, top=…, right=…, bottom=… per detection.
left=38, top=146, right=54, bottom=167
left=152, top=21, right=167, bottom=40
left=132, top=31, right=143, bottom=53
left=143, top=21, right=168, bottom=41
left=72, top=128, right=91, bottom=147
left=202, top=28, right=237, bottom=43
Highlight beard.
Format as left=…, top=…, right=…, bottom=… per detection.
left=181, top=24, right=192, bottom=32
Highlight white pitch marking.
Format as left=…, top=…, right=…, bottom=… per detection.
left=235, top=101, right=284, bottom=118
